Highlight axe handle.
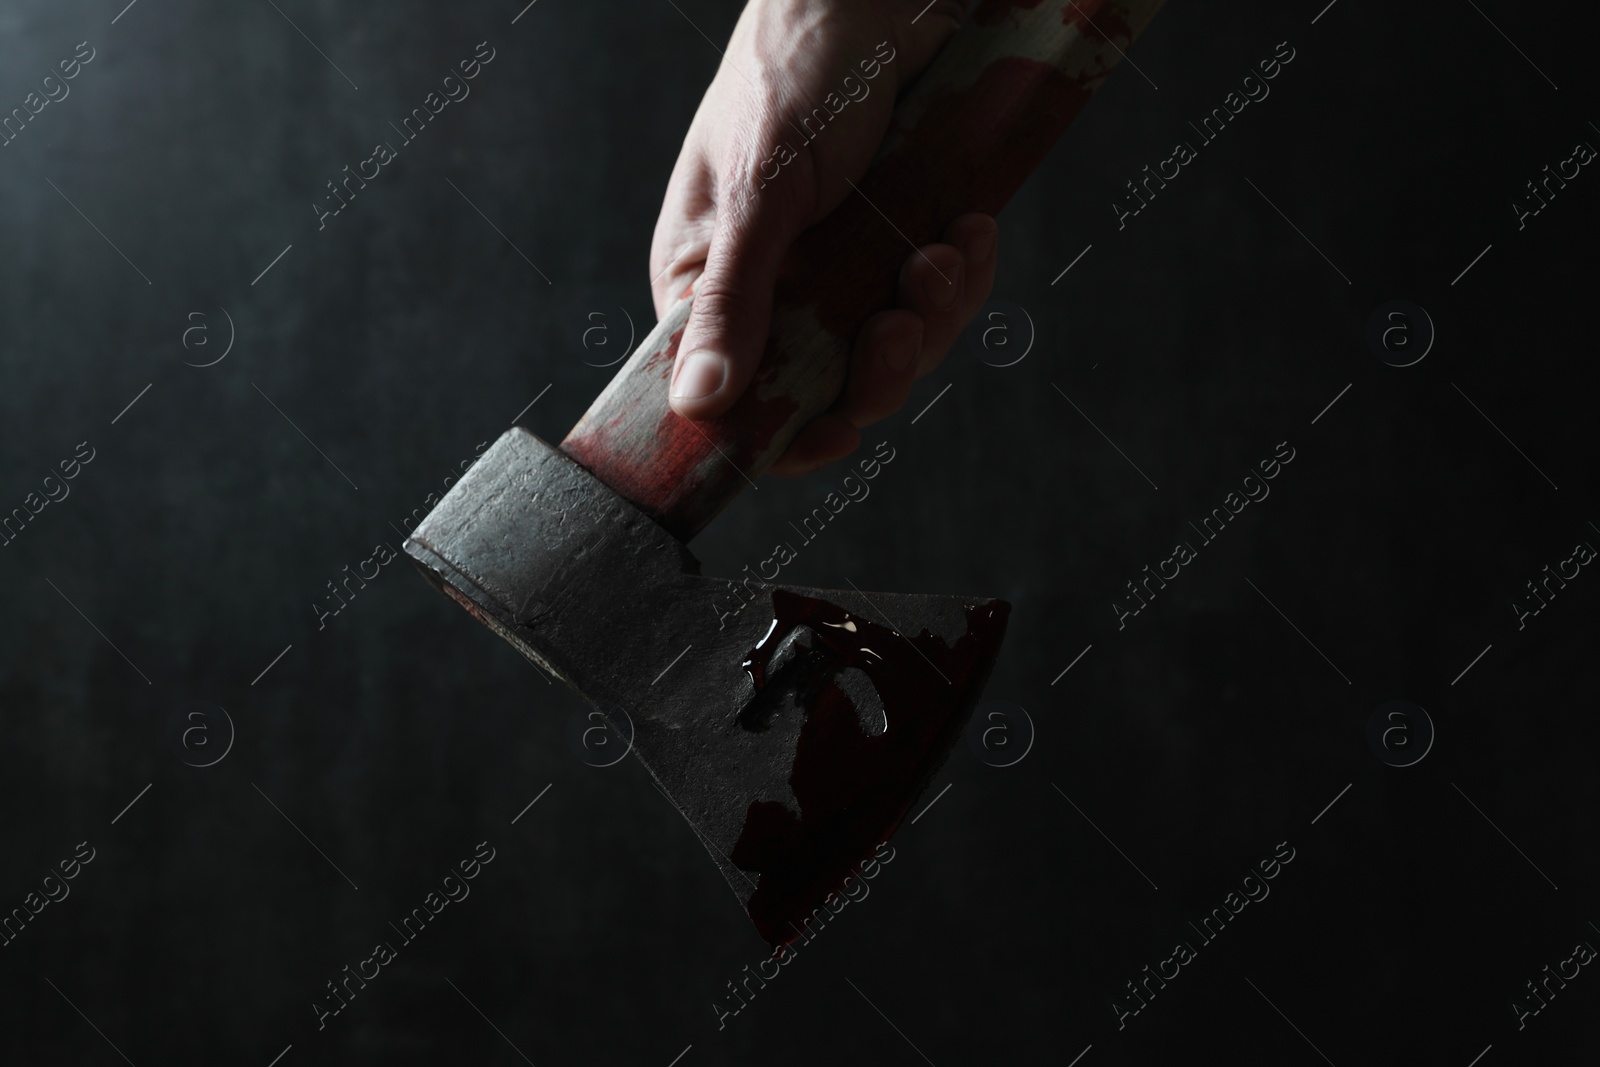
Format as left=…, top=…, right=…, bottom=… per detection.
left=562, top=0, right=1166, bottom=540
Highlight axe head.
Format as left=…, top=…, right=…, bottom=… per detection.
left=405, top=429, right=1009, bottom=945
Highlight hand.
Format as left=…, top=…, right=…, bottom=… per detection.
left=650, top=0, right=997, bottom=475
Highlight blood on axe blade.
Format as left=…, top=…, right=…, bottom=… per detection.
left=406, top=0, right=1167, bottom=946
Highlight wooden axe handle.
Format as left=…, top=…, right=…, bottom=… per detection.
left=562, top=0, right=1166, bottom=540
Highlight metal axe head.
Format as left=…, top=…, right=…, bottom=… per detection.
left=405, top=429, right=1008, bottom=945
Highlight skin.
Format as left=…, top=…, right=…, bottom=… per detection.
left=652, top=0, right=996, bottom=475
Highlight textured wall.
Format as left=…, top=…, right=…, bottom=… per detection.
left=0, top=1, right=1596, bottom=1064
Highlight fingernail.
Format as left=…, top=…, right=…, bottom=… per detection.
left=671, top=350, right=725, bottom=400
left=926, top=262, right=962, bottom=309
left=883, top=325, right=921, bottom=372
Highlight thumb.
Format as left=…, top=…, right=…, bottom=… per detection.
left=669, top=177, right=806, bottom=420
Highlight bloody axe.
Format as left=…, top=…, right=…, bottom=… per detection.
left=405, top=0, right=1165, bottom=945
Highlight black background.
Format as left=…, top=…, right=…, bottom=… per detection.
left=1, top=1, right=1597, bottom=1064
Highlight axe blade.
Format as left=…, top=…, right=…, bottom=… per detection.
left=405, top=429, right=1008, bottom=944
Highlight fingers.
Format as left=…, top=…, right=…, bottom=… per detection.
left=769, top=310, right=919, bottom=476
left=772, top=213, right=997, bottom=475
left=767, top=415, right=861, bottom=477
left=897, top=213, right=997, bottom=377
left=668, top=174, right=809, bottom=420
left=832, top=309, right=923, bottom=428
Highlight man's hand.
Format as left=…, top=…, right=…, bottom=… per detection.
left=651, top=0, right=996, bottom=475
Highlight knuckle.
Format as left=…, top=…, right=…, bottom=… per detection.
left=686, top=278, right=753, bottom=336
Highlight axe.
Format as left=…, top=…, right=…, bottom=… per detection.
left=405, top=0, right=1165, bottom=945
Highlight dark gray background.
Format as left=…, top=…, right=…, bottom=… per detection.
left=1, top=0, right=1596, bottom=1063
